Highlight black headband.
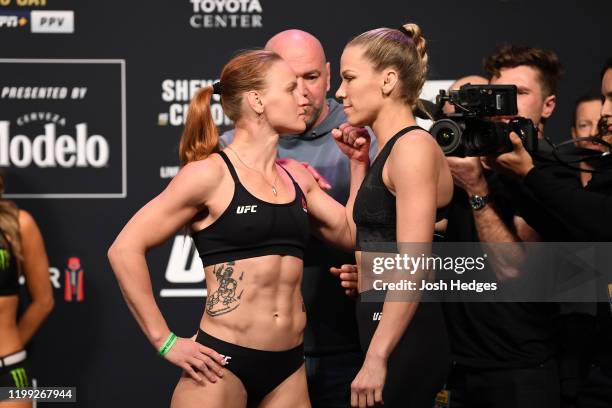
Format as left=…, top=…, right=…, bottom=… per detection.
left=212, top=81, right=223, bottom=95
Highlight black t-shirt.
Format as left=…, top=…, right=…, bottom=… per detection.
left=584, top=171, right=612, bottom=369
left=443, top=176, right=558, bottom=369
left=523, top=162, right=612, bottom=369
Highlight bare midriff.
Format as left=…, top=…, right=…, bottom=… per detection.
left=198, top=254, right=305, bottom=351
left=0, top=296, right=22, bottom=356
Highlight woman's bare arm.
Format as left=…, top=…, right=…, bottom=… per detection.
left=108, top=159, right=222, bottom=349
left=282, top=125, right=371, bottom=252
left=17, top=210, right=54, bottom=345
left=282, top=157, right=368, bottom=252
left=366, top=132, right=440, bottom=360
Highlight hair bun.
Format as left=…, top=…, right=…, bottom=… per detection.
left=401, top=23, right=427, bottom=63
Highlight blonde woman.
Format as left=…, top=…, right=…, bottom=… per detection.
left=0, top=174, right=54, bottom=408
left=335, top=24, right=453, bottom=407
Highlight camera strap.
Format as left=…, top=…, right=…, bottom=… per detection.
left=536, top=136, right=612, bottom=174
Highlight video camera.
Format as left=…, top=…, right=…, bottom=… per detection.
left=430, top=84, right=538, bottom=157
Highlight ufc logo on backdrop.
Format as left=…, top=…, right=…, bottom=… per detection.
left=373, top=312, right=383, bottom=321
left=236, top=205, right=257, bottom=214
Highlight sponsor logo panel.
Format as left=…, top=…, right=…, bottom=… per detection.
left=0, top=59, right=126, bottom=198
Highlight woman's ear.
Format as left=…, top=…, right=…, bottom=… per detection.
left=381, top=69, right=399, bottom=96
left=246, top=90, right=264, bottom=115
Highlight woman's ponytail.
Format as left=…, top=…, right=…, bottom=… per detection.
left=178, top=85, right=220, bottom=166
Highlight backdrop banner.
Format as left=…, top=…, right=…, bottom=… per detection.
left=0, top=0, right=607, bottom=406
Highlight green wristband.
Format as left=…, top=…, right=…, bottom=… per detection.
left=158, top=332, right=178, bottom=357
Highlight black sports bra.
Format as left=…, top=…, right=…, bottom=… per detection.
left=192, top=151, right=310, bottom=267
left=0, top=231, right=19, bottom=296
left=353, top=126, right=451, bottom=251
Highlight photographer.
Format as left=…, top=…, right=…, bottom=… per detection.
left=442, top=44, right=564, bottom=408
left=494, top=57, right=612, bottom=241
left=493, top=58, right=612, bottom=408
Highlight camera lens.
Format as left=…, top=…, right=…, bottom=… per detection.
left=437, top=128, right=455, bottom=147
left=430, top=119, right=463, bottom=155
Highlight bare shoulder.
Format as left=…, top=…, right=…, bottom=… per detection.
left=277, top=157, right=304, bottom=175
left=168, top=154, right=227, bottom=200
left=392, top=128, right=440, bottom=158
left=277, top=158, right=316, bottom=192
left=17, top=209, right=39, bottom=234
left=388, top=129, right=444, bottom=178
left=176, top=154, right=225, bottom=182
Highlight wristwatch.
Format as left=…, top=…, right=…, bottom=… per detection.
left=469, top=194, right=489, bottom=211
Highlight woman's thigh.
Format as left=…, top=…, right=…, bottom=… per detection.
left=171, top=369, right=247, bottom=408
left=258, top=364, right=310, bottom=408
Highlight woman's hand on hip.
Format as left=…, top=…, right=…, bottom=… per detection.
left=164, top=337, right=227, bottom=383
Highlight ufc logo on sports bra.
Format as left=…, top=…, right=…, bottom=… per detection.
left=236, top=205, right=257, bottom=214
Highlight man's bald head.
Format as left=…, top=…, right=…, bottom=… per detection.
left=449, top=75, right=489, bottom=92
left=442, top=75, right=489, bottom=114
left=266, top=29, right=327, bottom=64
left=266, top=29, right=331, bottom=130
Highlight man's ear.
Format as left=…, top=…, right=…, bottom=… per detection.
left=325, top=62, right=331, bottom=92
left=246, top=90, right=264, bottom=115
left=541, top=94, right=556, bottom=119
left=381, top=68, right=399, bottom=96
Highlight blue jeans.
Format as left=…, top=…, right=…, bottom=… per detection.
left=305, top=351, right=363, bottom=408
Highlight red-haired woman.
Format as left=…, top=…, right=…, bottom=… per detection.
left=108, top=49, right=368, bottom=407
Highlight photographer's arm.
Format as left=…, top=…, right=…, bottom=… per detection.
left=446, top=156, right=527, bottom=280
left=496, top=132, right=612, bottom=240
left=524, top=168, right=612, bottom=240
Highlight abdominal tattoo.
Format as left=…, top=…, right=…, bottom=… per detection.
left=206, top=261, right=244, bottom=317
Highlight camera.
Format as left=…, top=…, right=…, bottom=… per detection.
left=430, top=84, right=538, bottom=156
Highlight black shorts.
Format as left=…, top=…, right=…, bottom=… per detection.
left=195, top=329, right=304, bottom=403
left=0, top=351, right=31, bottom=389
left=356, top=292, right=451, bottom=407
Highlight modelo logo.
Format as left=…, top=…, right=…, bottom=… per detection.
left=0, top=121, right=109, bottom=168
